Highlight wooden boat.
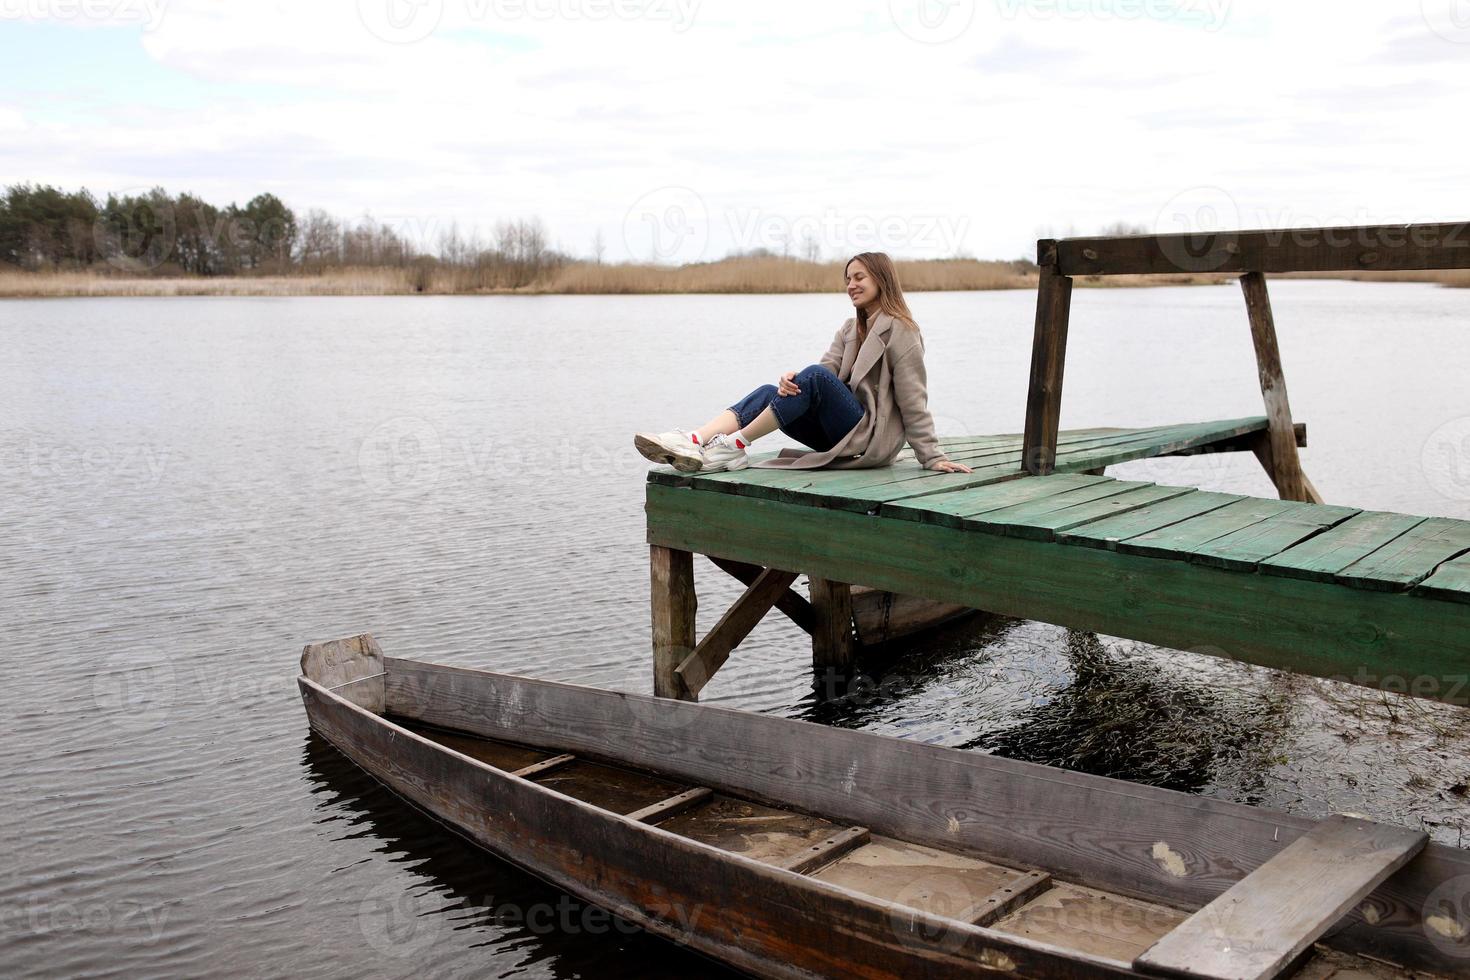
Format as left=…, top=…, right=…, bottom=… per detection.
left=299, top=633, right=1470, bottom=978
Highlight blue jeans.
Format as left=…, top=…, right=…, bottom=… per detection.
left=728, top=364, right=865, bottom=452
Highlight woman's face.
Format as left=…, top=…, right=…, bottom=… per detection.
left=845, top=260, right=879, bottom=310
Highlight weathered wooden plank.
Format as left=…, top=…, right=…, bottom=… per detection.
left=707, top=556, right=813, bottom=633
left=1023, top=252, right=1074, bottom=476
left=650, top=545, right=696, bottom=700
left=532, top=759, right=686, bottom=814
left=992, top=882, right=1190, bottom=962
left=882, top=473, right=1112, bottom=528
left=1117, top=498, right=1297, bottom=561
left=1054, top=418, right=1271, bottom=475
left=965, top=480, right=1153, bottom=535
left=971, top=870, right=1055, bottom=926
left=1258, top=512, right=1427, bottom=584
left=1135, top=814, right=1428, bottom=980
left=624, top=786, right=713, bottom=824
left=675, top=567, right=800, bottom=697
left=308, top=677, right=1143, bottom=979
left=809, top=577, right=856, bottom=670
left=1056, top=490, right=1241, bottom=551
left=1159, top=423, right=1306, bottom=457
left=380, top=658, right=1470, bottom=971
left=777, top=826, right=872, bottom=875
left=512, top=753, right=576, bottom=778
left=1056, top=221, right=1470, bottom=276
left=646, top=484, right=1470, bottom=708
left=995, top=485, right=1199, bottom=543
left=811, top=837, right=1027, bottom=922
left=1416, top=552, right=1470, bottom=604
left=1190, top=504, right=1361, bottom=573
left=1335, top=517, right=1470, bottom=592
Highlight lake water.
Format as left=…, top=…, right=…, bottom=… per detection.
left=3, top=281, right=1469, bottom=978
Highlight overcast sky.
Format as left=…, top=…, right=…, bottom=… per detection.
left=3, top=0, right=1468, bottom=263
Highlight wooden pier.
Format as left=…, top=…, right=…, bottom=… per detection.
left=646, top=222, right=1470, bottom=706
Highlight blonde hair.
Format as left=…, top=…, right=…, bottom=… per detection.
left=845, top=251, right=920, bottom=335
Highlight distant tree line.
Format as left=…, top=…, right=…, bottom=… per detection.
left=0, top=183, right=567, bottom=287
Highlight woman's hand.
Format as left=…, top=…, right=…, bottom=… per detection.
left=777, top=371, right=801, bottom=396
left=931, top=459, right=972, bottom=474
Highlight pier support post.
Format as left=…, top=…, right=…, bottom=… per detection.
left=1240, top=272, right=1323, bottom=504
left=1022, top=240, right=1074, bottom=476
left=809, top=577, right=855, bottom=673
left=651, top=545, right=696, bottom=700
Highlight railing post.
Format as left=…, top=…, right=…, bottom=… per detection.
left=1022, top=240, right=1074, bottom=475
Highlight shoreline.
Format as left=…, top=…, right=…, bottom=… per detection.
left=1, top=265, right=1464, bottom=299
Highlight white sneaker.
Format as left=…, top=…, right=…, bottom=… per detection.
left=701, top=433, right=749, bottom=473
left=634, top=429, right=705, bottom=472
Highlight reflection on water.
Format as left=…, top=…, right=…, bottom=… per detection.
left=3, top=284, right=1468, bottom=977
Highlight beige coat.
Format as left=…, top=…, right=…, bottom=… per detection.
left=752, top=311, right=950, bottom=470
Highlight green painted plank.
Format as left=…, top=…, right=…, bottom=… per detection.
left=1053, top=417, right=1268, bottom=474
left=646, top=483, right=1470, bottom=707
left=1258, top=512, right=1429, bottom=584
left=995, top=484, right=1199, bottom=542
left=1056, top=490, right=1240, bottom=551
left=965, top=480, right=1155, bottom=535
left=881, top=474, right=1113, bottom=528
left=1335, top=518, right=1470, bottom=592
left=1416, top=554, right=1470, bottom=604
left=1119, top=497, right=1296, bottom=561
left=1189, top=504, right=1362, bottom=573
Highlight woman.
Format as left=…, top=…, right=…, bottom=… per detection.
left=633, top=252, right=973, bottom=475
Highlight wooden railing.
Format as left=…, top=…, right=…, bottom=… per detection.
left=1021, top=221, right=1470, bottom=502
